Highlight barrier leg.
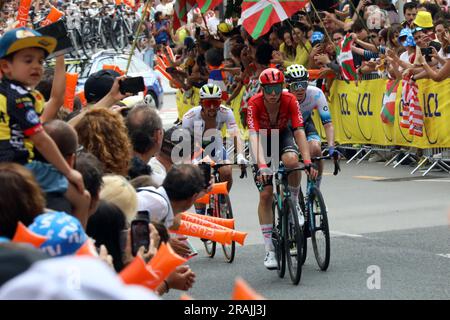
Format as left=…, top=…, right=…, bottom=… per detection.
left=439, top=161, right=450, bottom=171
left=356, top=149, right=373, bottom=164
left=346, top=148, right=365, bottom=164
left=410, top=157, right=429, bottom=175
left=393, top=153, right=411, bottom=168
left=422, top=161, right=439, bottom=176
left=436, top=161, right=450, bottom=174
left=385, top=152, right=399, bottom=167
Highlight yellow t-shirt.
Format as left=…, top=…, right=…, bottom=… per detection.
left=280, top=41, right=312, bottom=68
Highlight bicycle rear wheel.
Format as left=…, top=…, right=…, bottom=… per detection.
left=309, top=187, right=330, bottom=271
left=284, top=198, right=304, bottom=285
left=271, top=195, right=285, bottom=278
left=218, top=194, right=235, bottom=263
left=203, top=195, right=216, bottom=258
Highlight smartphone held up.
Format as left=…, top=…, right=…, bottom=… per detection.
left=119, top=76, right=146, bottom=95
left=131, top=210, right=151, bottom=257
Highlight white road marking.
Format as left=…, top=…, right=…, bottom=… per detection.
left=436, top=253, right=450, bottom=259
left=330, top=231, right=364, bottom=238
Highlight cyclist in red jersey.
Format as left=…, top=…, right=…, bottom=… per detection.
left=247, top=68, right=318, bottom=269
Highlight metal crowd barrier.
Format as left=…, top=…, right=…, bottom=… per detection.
left=410, top=148, right=450, bottom=176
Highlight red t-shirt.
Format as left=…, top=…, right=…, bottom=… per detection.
left=247, top=91, right=304, bottom=132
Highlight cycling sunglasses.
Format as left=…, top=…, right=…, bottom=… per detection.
left=263, top=84, right=283, bottom=95
left=202, top=99, right=221, bottom=109
left=289, top=81, right=308, bottom=92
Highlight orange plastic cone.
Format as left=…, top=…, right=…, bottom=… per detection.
left=75, top=239, right=98, bottom=257
left=63, top=73, right=78, bottom=112
left=183, top=212, right=235, bottom=229
left=232, top=278, right=265, bottom=300
left=120, top=256, right=160, bottom=290
left=17, top=0, right=33, bottom=27
left=148, top=242, right=187, bottom=289
left=173, top=220, right=233, bottom=245
left=181, top=214, right=247, bottom=246
left=40, top=6, right=64, bottom=27
left=11, top=222, right=47, bottom=248
left=102, top=65, right=125, bottom=76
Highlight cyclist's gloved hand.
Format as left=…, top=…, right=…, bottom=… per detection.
left=304, top=160, right=318, bottom=179
left=257, top=165, right=273, bottom=185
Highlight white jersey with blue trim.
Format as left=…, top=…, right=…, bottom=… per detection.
left=300, top=86, right=332, bottom=125
left=181, top=105, right=238, bottom=134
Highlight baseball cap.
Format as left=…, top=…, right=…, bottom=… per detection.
left=28, top=211, right=87, bottom=257
left=0, top=27, right=57, bottom=59
left=84, top=69, right=121, bottom=103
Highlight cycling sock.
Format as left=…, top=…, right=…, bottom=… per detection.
left=195, top=207, right=206, bottom=215
left=261, top=224, right=274, bottom=252
left=316, top=175, right=322, bottom=189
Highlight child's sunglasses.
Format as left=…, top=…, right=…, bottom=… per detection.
left=262, top=84, right=283, bottom=95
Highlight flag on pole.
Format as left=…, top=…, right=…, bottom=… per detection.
left=174, top=0, right=197, bottom=31
left=240, top=0, right=309, bottom=40
left=336, top=33, right=358, bottom=81
left=198, top=0, right=223, bottom=13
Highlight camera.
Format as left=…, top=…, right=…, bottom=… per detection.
left=420, top=47, right=433, bottom=62
left=130, top=210, right=151, bottom=257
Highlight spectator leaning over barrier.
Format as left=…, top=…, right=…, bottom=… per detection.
left=126, top=104, right=163, bottom=179
left=136, top=164, right=208, bottom=258
left=0, top=28, right=84, bottom=193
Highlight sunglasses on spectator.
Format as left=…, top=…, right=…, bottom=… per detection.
left=289, top=81, right=308, bottom=92
left=202, top=99, right=221, bottom=108
left=263, top=84, right=283, bottom=95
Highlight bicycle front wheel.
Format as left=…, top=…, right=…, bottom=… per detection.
left=309, top=187, right=330, bottom=271
left=218, top=194, right=235, bottom=263
left=284, top=198, right=304, bottom=285
left=203, top=196, right=216, bottom=258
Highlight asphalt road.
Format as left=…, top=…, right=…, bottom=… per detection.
left=160, top=93, right=450, bottom=300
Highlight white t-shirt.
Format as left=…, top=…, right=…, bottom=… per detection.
left=207, top=16, right=220, bottom=35
left=399, top=51, right=412, bottom=71
left=148, top=157, right=167, bottom=187
left=155, top=2, right=174, bottom=16
left=136, top=186, right=174, bottom=228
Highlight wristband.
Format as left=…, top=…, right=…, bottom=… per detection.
left=303, top=159, right=312, bottom=166
left=259, top=163, right=269, bottom=169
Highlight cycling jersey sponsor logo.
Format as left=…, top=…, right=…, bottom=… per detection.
left=26, top=110, right=40, bottom=125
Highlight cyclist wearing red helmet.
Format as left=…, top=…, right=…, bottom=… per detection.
left=247, top=67, right=318, bottom=269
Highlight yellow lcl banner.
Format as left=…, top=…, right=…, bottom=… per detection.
left=313, top=78, right=450, bottom=148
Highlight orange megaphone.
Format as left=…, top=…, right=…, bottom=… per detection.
left=183, top=212, right=235, bottom=229
left=40, top=6, right=64, bottom=27
left=209, top=182, right=228, bottom=195
left=181, top=214, right=247, bottom=246
left=75, top=239, right=98, bottom=257
left=194, top=193, right=210, bottom=205
left=173, top=220, right=233, bottom=245
left=11, top=222, right=47, bottom=248
left=102, top=65, right=125, bottom=76
left=308, top=68, right=335, bottom=80
left=120, top=256, right=160, bottom=290
left=147, top=242, right=187, bottom=289
left=17, top=0, right=32, bottom=27
left=63, top=73, right=78, bottom=112
left=232, top=278, right=265, bottom=300
left=180, top=294, right=194, bottom=300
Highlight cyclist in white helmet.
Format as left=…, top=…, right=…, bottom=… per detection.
left=182, top=84, right=247, bottom=213
left=285, top=64, right=337, bottom=189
